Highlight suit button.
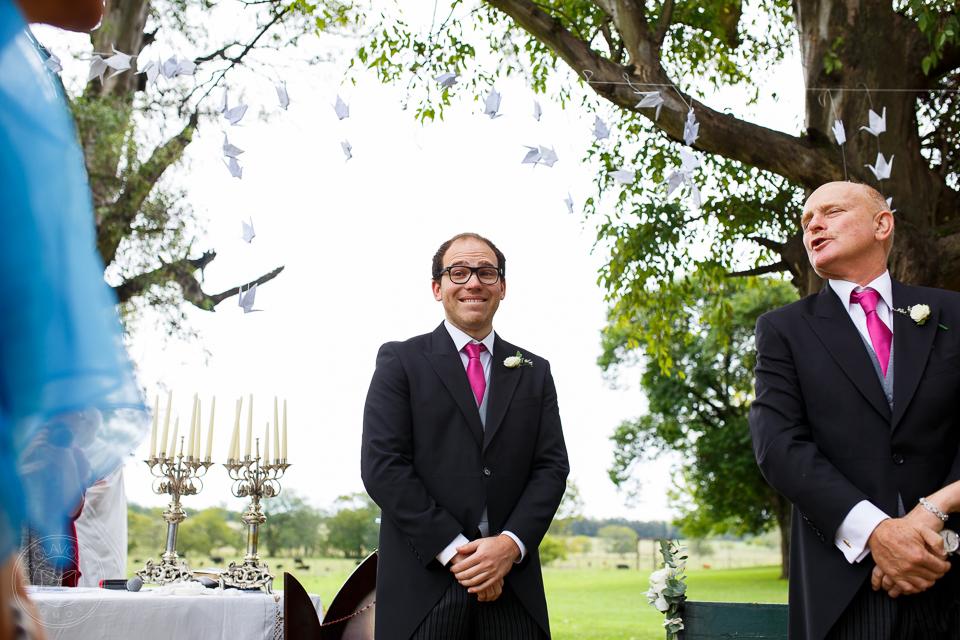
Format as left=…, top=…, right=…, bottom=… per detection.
left=483, top=467, right=491, bottom=476
left=892, top=453, right=904, bottom=465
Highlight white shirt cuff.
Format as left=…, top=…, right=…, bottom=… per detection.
left=501, top=531, right=526, bottom=563
left=437, top=534, right=470, bottom=566
left=834, top=500, right=890, bottom=564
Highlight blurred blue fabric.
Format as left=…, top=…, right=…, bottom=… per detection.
left=0, top=0, right=149, bottom=561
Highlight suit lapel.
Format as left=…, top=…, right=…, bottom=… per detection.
left=803, top=286, right=891, bottom=421
left=483, top=336, right=522, bottom=452
left=422, top=323, right=484, bottom=447
left=891, top=280, right=938, bottom=431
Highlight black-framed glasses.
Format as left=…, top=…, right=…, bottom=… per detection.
left=440, top=265, right=502, bottom=285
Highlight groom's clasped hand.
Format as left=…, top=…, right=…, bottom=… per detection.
left=448, top=534, right=522, bottom=602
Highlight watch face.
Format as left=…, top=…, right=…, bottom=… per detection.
left=941, top=530, right=959, bottom=554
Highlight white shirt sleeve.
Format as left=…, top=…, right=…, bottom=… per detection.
left=834, top=500, right=890, bottom=563
left=501, top=531, right=527, bottom=563
left=437, top=533, right=470, bottom=566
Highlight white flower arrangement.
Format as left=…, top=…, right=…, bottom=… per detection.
left=646, top=540, right=687, bottom=639
left=894, top=304, right=947, bottom=330
left=504, top=351, right=533, bottom=368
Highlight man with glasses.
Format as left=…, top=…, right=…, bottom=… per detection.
left=362, top=233, right=569, bottom=640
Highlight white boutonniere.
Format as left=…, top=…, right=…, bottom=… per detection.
left=894, top=304, right=948, bottom=330
left=504, top=351, right=533, bottom=368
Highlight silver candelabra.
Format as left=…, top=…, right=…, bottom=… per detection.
left=136, top=440, right=214, bottom=585
left=221, top=439, right=290, bottom=593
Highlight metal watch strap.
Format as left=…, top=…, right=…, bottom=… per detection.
left=920, top=497, right=949, bottom=522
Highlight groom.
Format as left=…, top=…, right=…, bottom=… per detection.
left=750, top=182, right=960, bottom=640
left=361, top=233, right=569, bottom=640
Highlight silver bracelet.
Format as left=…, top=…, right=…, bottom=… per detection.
left=919, top=497, right=949, bottom=522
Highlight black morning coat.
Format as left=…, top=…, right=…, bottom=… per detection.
left=750, top=280, right=960, bottom=640
left=361, top=323, right=570, bottom=640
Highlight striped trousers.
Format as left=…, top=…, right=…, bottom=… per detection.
left=826, top=576, right=960, bottom=640
left=410, top=579, right=546, bottom=640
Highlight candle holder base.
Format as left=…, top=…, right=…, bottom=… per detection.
left=220, top=560, right=274, bottom=593
left=136, top=557, right=194, bottom=586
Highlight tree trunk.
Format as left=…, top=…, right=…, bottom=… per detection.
left=795, top=0, right=960, bottom=291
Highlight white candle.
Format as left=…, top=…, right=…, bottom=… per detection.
left=169, top=417, right=179, bottom=458
left=205, top=396, right=216, bottom=459
left=227, top=397, right=240, bottom=461
left=273, top=397, right=280, bottom=463
left=245, top=394, right=253, bottom=457
left=187, top=394, right=198, bottom=459
left=282, top=399, right=288, bottom=461
left=149, top=395, right=159, bottom=458
left=160, top=390, right=173, bottom=456
left=234, top=398, right=242, bottom=460
left=194, top=398, right=202, bottom=459
left=264, top=422, right=270, bottom=462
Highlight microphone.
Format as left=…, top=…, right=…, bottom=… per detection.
left=99, top=577, right=143, bottom=592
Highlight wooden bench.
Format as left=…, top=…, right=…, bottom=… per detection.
left=676, top=600, right=788, bottom=639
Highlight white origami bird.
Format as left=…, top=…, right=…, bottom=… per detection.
left=683, top=109, right=699, bottom=146
left=538, top=145, right=559, bottom=168
left=222, top=134, right=244, bottom=158
left=175, top=58, right=196, bottom=76
left=521, top=146, right=541, bottom=165
left=564, top=192, right=574, bottom=214
left=434, top=71, right=459, bottom=88
left=241, top=217, right=255, bottom=243
left=665, top=148, right=704, bottom=211
left=276, top=84, right=290, bottom=110
left=238, top=283, right=260, bottom=313
left=860, top=107, right=887, bottom=137
left=635, top=91, right=664, bottom=120
left=223, top=157, right=243, bottom=179
left=533, top=100, right=542, bottom=121
left=832, top=120, right=846, bottom=145
left=225, top=105, right=248, bottom=126
left=103, top=46, right=132, bottom=79
left=136, top=59, right=160, bottom=86
left=593, top=116, right=610, bottom=140
left=886, top=197, right=896, bottom=213
left=44, top=53, right=62, bottom=74
left=87, top=56, right=108, bottom=84
left=334, top=95, right=349, bottom=120
left=611, top=169, right=636, bottom=185
left=161, top=54, right=179, bottom=79
left=341, top=140, right=353, bottom=161
left=483, top=87, right=502, bottom=119
left=865, top=152, right=894, bottom=180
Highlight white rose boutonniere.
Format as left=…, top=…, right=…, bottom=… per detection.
left=894, top=304, right=947, bottom=330
left=504, top=351, right=533, bottom=368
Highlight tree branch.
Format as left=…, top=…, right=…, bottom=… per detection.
left=653, top=0, right=675, bottom=46
left=484, top=0, right=846, bottom=189
left=98, top=109, right=200, bottom=267
left=747, top=235, right=785, bottom=253
left=114, top=249, right=285, bottom=310
left=726, top=261, right=789, bottom=278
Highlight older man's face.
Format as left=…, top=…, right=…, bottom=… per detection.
left=801, top=183, right=890, bottom=281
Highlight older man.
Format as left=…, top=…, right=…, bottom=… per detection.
left=750, top=182, right=960, bottom=640
left=361, top=233, right=569, bottom=640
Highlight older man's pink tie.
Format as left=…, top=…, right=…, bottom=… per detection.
left=463, top=343, right=487, bottom=405
left=850, top=289, right=892, bottom=377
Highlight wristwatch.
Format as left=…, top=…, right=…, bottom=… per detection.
left=941, top=529, right=959, bottom=555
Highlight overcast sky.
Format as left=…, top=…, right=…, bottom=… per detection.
left=34, top=4, right=804, bottom=523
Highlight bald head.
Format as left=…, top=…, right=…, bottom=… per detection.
left=801, top=181, right=895, bottom=285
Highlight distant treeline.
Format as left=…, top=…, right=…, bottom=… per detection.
left=567, top=518, right=681, bottom=540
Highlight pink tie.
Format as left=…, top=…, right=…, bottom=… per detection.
left=850, top=289, right=892, bottom=377
left=463, top=343, right=487, bottom=405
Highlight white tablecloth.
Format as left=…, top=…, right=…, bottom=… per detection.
left=27, top=587, right=323, bottom=640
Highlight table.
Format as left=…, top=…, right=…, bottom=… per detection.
left=26, top=586, right=323, bottom=640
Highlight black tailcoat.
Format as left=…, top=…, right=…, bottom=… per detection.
left=750, top=281, right=960, bottom=640
left=361, top=323, right=569, bottom=640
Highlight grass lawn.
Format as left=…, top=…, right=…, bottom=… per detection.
left=127, top=555, right=787, bottom=640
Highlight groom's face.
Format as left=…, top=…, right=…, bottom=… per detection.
left=432, top=238, right=506, bottom=339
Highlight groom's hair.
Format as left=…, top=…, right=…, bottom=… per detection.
left=432, top=233, right=506, bottom=282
